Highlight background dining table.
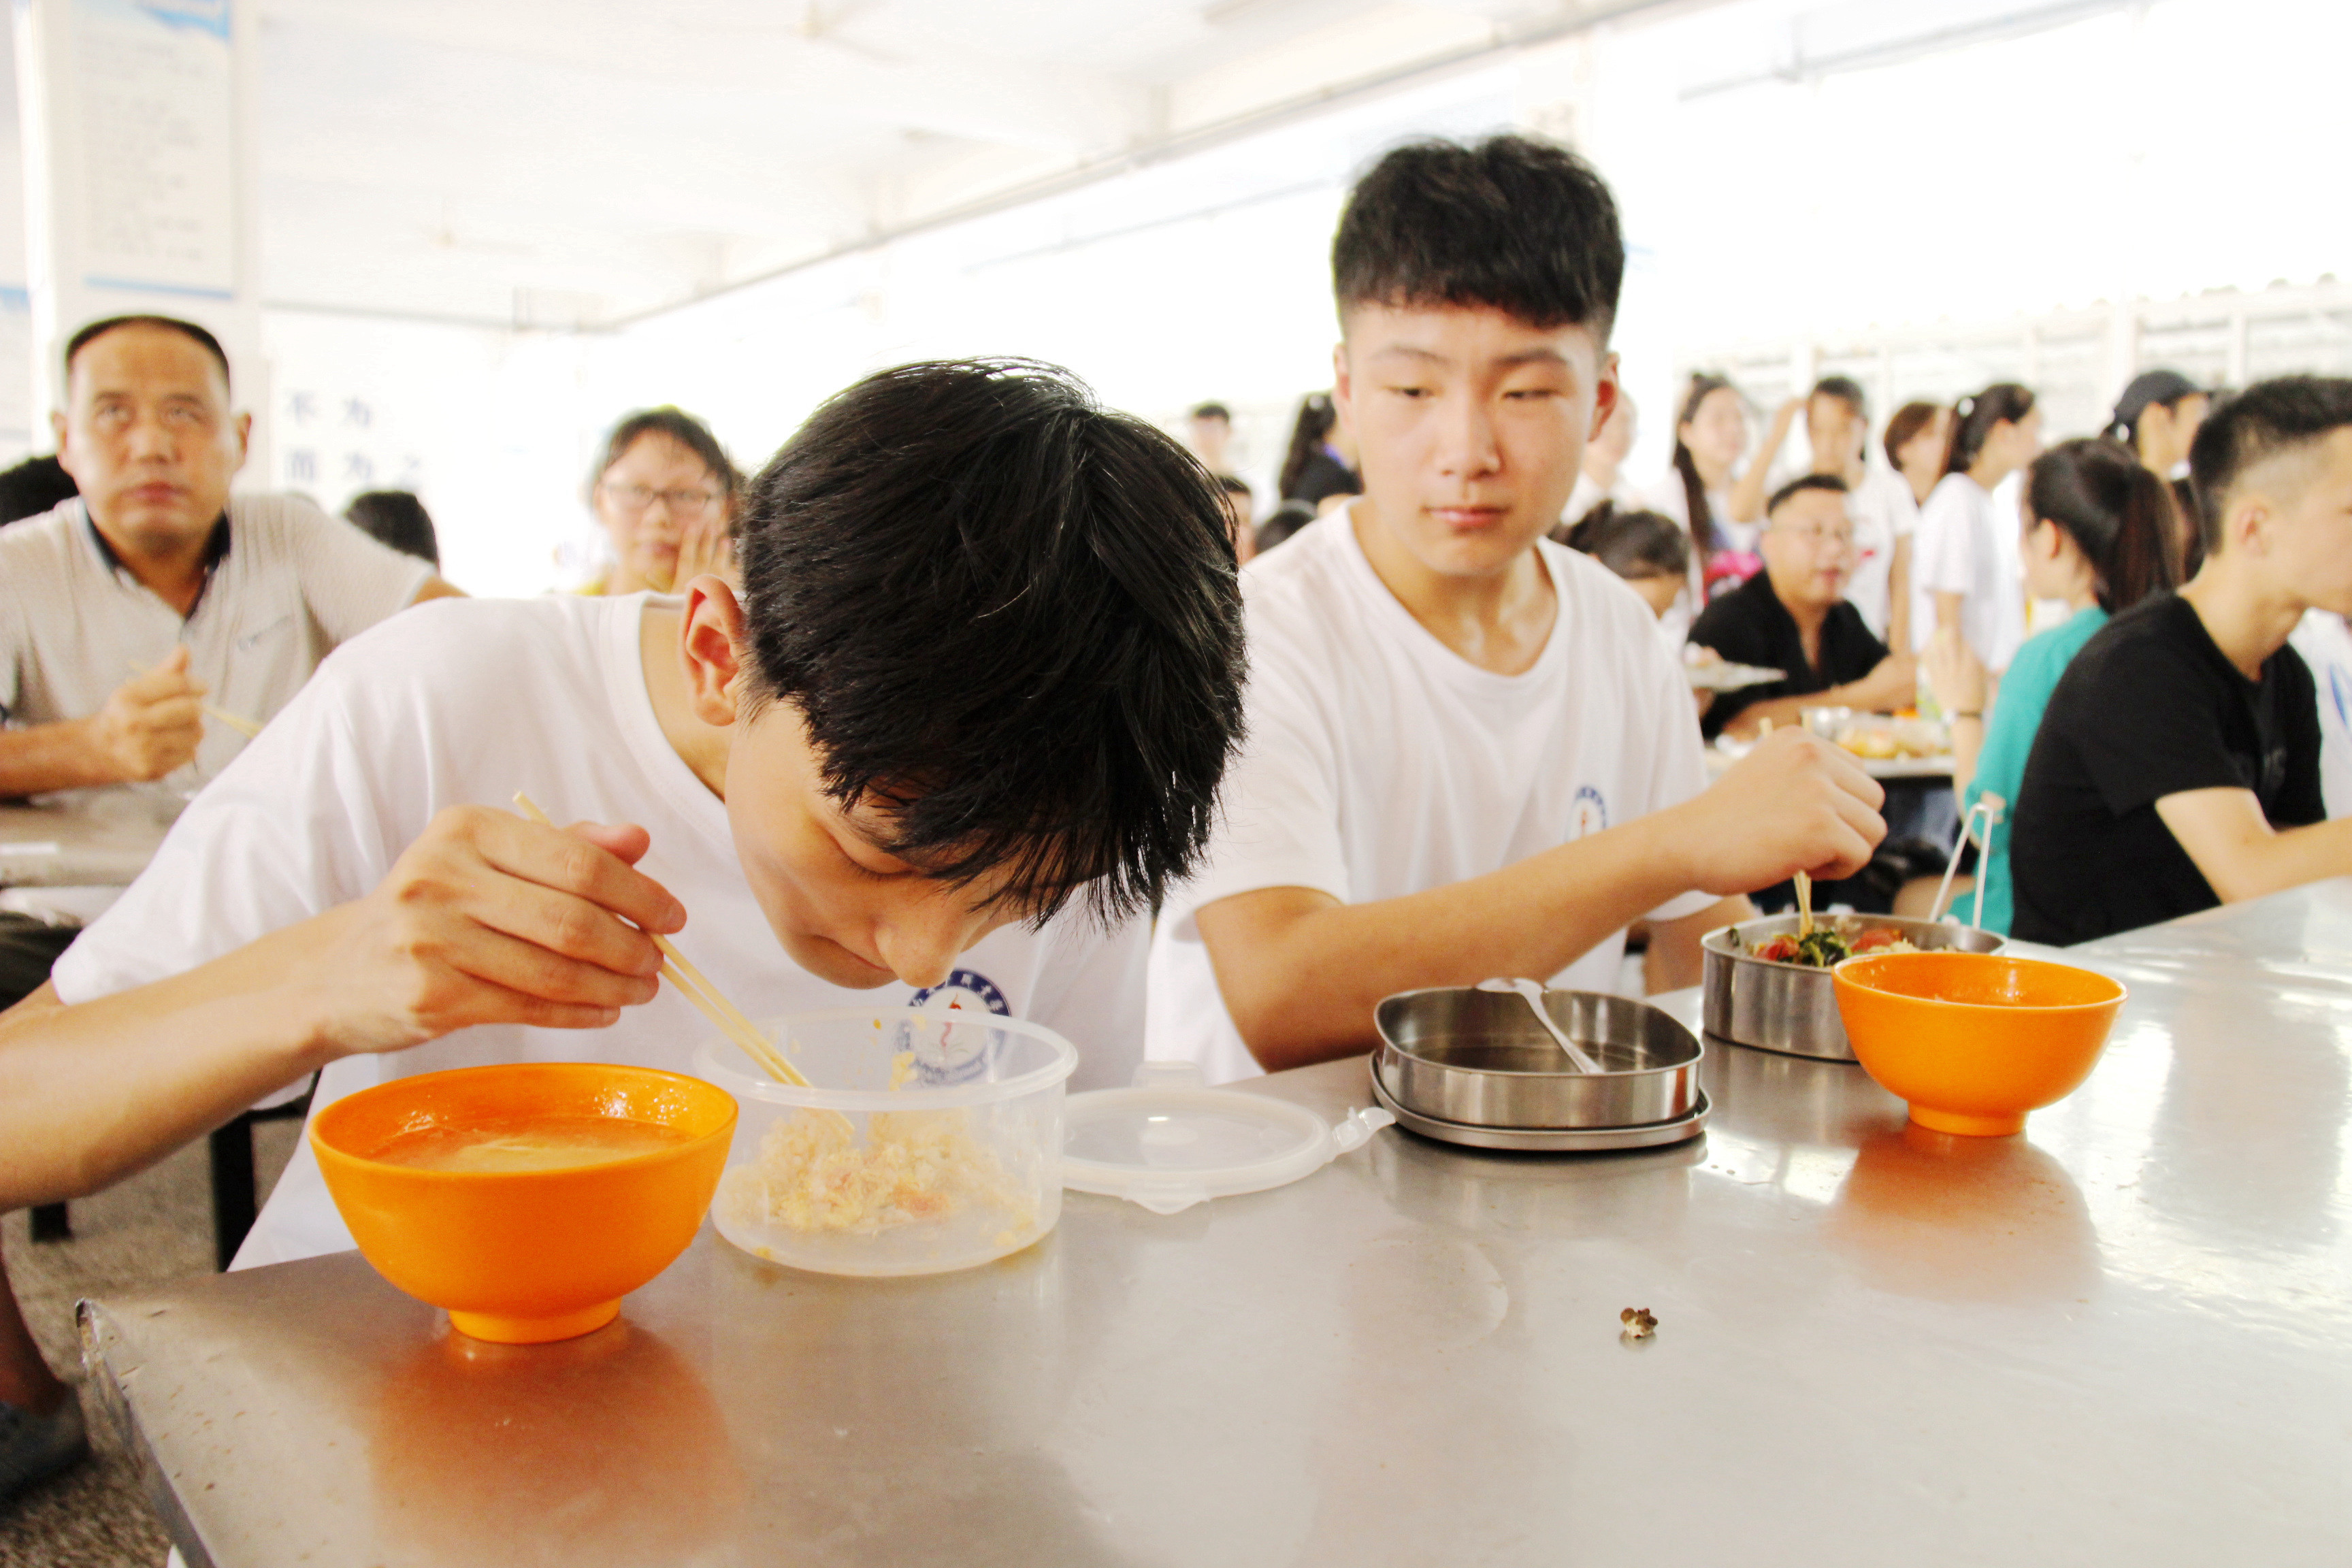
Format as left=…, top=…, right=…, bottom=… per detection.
left=0, top=790, right=184, bottom=893
left=78, top=881, right=2352, bottom=1567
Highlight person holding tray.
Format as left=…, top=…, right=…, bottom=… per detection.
left=1145, top=135, right=1886, bottom=1083
left=0, top=360, right=1247, bottom=1277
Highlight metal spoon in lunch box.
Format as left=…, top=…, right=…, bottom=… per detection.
left=1473, top=977, right=1605, bottom=1074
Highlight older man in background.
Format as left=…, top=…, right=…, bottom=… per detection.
left=0, top=313, right=458, bottom=1506
left=1689, top=474, right=1914, bottom=742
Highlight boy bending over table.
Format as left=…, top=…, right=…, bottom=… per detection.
left=1147, top=135, right=1887, bottom=1081
left=0, top=361, right=1246, bottom=1270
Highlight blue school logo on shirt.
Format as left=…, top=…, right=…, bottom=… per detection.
left=1569, top=785, right=1609, bottom=840
left=908, top=969, right=1010, bottom=1017
left=899, top=970, right=1012, bottom=1085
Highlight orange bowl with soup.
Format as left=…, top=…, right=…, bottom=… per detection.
left=311, top=1063, right=737, bottom=1343
left=1831, top=951, right=2125, bottom=1137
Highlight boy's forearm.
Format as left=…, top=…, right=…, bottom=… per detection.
left=0, top=718, right=116, bottom=796
left=2156, top=790, right=2352, bottom=906
left=0, top=924, right=342, bottom=1208
left=1200, top=815, right=1695, bottom=1074
left=2207, top=817, right=2352, bottom=904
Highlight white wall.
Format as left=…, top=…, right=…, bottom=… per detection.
left=257, top=312, right=591, bottom=593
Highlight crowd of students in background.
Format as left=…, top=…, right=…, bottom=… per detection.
left=1189, top=347, right=2352, bottom=948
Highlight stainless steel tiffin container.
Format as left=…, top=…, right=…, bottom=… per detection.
left=1700, top=913, right=2004, bottom=1062
left=1373, top=985, right=1703, bottom=1131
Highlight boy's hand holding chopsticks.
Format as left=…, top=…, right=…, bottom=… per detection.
left=297, top=804, right=687, bottom=1056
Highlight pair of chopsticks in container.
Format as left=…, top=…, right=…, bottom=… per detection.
left=512, top=792, right=811, bottom=1089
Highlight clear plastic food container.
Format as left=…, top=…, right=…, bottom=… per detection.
left=693, top=1008, right=1077, bottom=1277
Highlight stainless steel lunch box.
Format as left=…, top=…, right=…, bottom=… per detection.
left=1700, top=914, right=2004, bottom=1062
left=1372, top=986, right=1703, bottom=1130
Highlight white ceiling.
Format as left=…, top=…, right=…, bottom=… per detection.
left=254, top=0, right=1667, bottom=329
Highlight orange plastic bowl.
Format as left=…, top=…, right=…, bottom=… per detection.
left=311, top=1064, right=737, bottom=1343
left=1831, top=951, right=2126, bottom=1137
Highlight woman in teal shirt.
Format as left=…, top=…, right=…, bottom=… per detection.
left=1926, top=439, right=2184, bottom=932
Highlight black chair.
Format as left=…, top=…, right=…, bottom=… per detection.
left=30, top=1080, right=316, bottom=1271
left=205, top=1088, right=316, bottom=1272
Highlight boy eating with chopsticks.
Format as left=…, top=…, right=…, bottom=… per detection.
left=0, top=359, right=1246, bottom=1271
left=1145, top=135, right=1887, bottom=1081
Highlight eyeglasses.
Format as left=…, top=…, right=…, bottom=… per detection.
left=1773, top=524, right=1857, bottom=550
left=601, top=481, right=721, bottom=517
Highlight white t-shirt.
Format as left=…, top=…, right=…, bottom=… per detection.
left=52, top=593, right=1148, bottom=1267
left=0, top=494, right=432, bottom=805
left=1910, top=472, right=2026, bottom=670
left=1842, top=466, right=1918, bottom=641
left=1144, top=510, right=1716, bottom=1084
left=2289, top=610, right=2352, bottom=819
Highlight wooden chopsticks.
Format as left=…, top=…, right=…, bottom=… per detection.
left=202, top=704, right=262, bottom=738
left=122, top=661, right=263, bottom=738
left=511, top=791, right=812, bottom=1088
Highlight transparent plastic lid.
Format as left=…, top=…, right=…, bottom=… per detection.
left=1061, top=1062, right=1393, bottom=1214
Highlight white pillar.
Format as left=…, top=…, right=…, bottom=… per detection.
left=14, top=0, right=264, bottom=477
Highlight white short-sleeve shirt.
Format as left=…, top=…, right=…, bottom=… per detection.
left=1145, top=510, right=1716, bottom=1084
left=0, top=494, right=432, bottom=803
left=52, top=594, right=1149, bottom=1267
left=2289, top=610, right=2352, bottom=819
left=1842, top=465, right=1918, bottom=641
left=1910, top=472, right=2026, bottom=670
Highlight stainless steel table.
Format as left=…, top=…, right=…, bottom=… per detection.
left=82, top=884, right=2352, bottom=1567
left=0, top=791, right=182, bottom=889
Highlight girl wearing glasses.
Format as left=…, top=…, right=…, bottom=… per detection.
left=582, top=406, right=742, bottom=595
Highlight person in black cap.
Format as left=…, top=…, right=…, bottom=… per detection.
left=2107, top=369, right=2212, bottom=571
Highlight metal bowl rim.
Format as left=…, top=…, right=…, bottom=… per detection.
left=1373, top=985, right=1703, bottom=1079
left=1700, top=913, right=2004, bottom=975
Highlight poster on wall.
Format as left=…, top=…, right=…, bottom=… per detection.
left=72, top=0, right=236, bottom=297
left=273, top=383, right=424, bottom=511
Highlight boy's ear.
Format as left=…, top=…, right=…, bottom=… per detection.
left=679, top=576, right=750, bottom=727
left=2221, top=491, right=2268, bottom=559
left=1590, top=350, right=1622, bottom=439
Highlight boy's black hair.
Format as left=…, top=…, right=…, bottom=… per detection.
left=1810, top=375, right=1867, bottom=416
left=1332, top=133, right=1624, bottom=338
left=2187, top=376, right=2352, bottom=555
left=1767, top=473, right=1850, bottom=515
left=1190, top=402, right=1231, bottom=423
left=736, top=359, right=1247, bottom=926
left=591, top=406, right=742, bottom=502
left=0, top=455, right=76, bottom=524
left=1254, top=500, right=1317, bottom=555
left=65, top=315, right=232, bottom=391
left=1561, top=502, right=1688, bottom=581
left=345, top=489, right=440, bottom=568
